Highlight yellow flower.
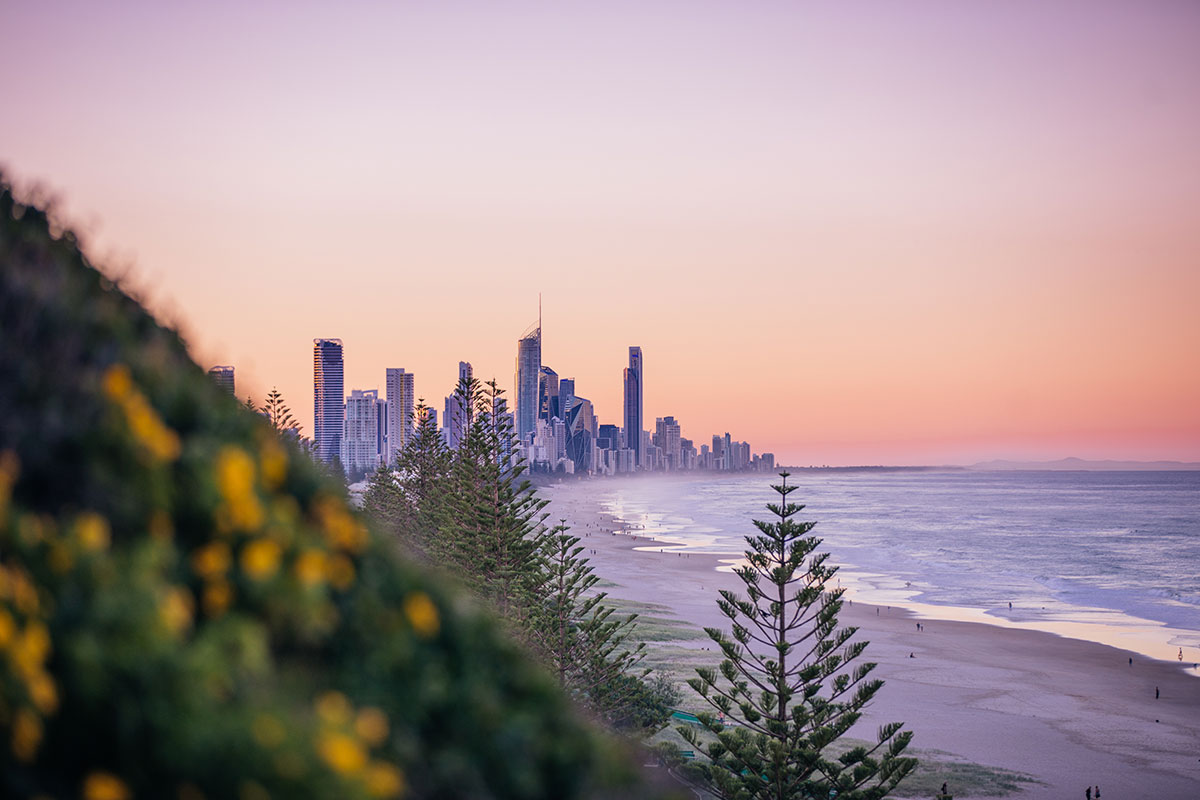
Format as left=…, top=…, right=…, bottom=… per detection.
left=102, top=364, right=133, bottom=400
left=241, top=539, right=282, bottom=580
left=403, top=592, right=439, bottom=638
left=260, top=442, right=288, bottom=490
left=83, top=772, right=132, bottom=800
left=191, top=541, right=231, bottom=579
left=313, top=497, right=368, bottom=554
left=315, top=691, right=352, bottom=726
left=0, top=607, right=14, bottom=647
left=294, top=549, right=327, bottom=587
left=218, top=448, right=270, bottom=527
left=326, top=554, right=355, bottom=590
left=252, top=714, right=287, bottom=748
left=11, top=569, right=39, bottom=614
left=28, top=670, right=58, bottom=714
left=354, top=708, right=389, bottom=747
left=124, top=392, right=182, bottom=462
left=13, top=621, right=51, bottom=676
left=105, top=365, right=181, bottom=462
left=203, top=580, right=233, bottom=617
left=76, top=512, right=112, bottom=551
left=216, top=447, right=264, bottom=530
left=161, top=587, right=194, bottom=635
left=363, top=762, right=405, bottom=798
left=317, top=731, right=367, bottom=775
left=217, top=446, right=256, bottom=500
left=11, top=708, right=41, bottom=761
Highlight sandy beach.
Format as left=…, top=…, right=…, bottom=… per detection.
left=543, top=481, right=1200, bottom=800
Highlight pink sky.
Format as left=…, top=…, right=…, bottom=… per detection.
left=3, top=1, right=1198, bottom=465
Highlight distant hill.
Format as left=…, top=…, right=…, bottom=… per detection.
left=969, top=457, right=1200, bottom=471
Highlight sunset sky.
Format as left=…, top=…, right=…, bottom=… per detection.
left=3, top=1, right=1198, bottom=465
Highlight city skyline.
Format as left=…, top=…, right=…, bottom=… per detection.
left=296, top=316, right=771, bottom=477
left=4, top=2, right=1198, bottom=465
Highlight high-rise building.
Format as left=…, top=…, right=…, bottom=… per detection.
left=376, top=399, right=389, bottom=460
left=515, top=313, right=541, bottom=444
left=208, top=365, right=235, bottom=395
left=558, top=378, right=575, bottom=423
left=443, top=361, right=473, bottom=450
left=656, top=416, right=681, bottom=470
left=313, top=339, right=344, bottom=464
left=566, top=396, right=596, bottom=474
left=597, top=423, right=621, bottom=452
left=623, top=346, right=642, bottom=469
left=491, top=395, right=515, bottom=470
left=340, top=389, right=379, bottom=478
left=539, top=366, right=559, bottom=421
left=385, top=368, right=415, bottom=464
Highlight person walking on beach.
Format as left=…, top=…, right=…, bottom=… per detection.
left=1085, top=787, right=1091, bottom=800
left=1155, top=686, right=1159, bottom=699
left=1094, top=785, right=1100, bottom=798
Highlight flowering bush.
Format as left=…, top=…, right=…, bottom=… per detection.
left=0, top=181, right=654, bottom=799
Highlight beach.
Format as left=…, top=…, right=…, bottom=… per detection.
left=543, top=479, right=1200, bottom=800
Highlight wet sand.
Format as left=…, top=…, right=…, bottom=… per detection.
left=544, top=481, right=1200, bottom=800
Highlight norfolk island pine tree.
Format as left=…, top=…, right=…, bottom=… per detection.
left=680, top=472, right=917, bottom=800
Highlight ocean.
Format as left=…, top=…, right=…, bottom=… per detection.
left=585, top=469, right=1200, bottom=665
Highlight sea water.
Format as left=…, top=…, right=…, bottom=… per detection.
left=587, top=469, right=1200, bottom=664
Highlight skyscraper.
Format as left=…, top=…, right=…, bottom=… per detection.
left=623, top=346, right=643, bottom=469
left=515, top=311, right=541, bottom=444
left=538, top=365, right=559, bottom=421
left=385, top=368, right=415, bottom=464
left=208, top=365, right=235, bottom=395
left=558, top=377, right=575, bottom=423
left=313, top=339, right=344, bottom=464
left=656, top=415, right=681, bottom=470
left=443, top=361, right=473, bottom=450
left=340, top=389, right=379, bottom=478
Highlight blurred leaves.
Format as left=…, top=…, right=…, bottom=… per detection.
left=0, top=177, right=662, bottom=799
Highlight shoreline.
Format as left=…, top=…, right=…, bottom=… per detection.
left=543, top=481, right=1200, bottom=799
left=547, top=471, right=1200, bottom=667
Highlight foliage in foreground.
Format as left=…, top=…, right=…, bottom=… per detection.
left=681, top=474, right=917, bottom=799
left=0, top=179, right=668, bottom=799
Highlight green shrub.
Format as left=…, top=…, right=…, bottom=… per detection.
left=0, top=180, right=662, bottom=799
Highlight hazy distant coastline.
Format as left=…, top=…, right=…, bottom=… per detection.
left=530, top=459, right=1200, bottom=485
left=784, top=459, right=1200, bottom=472
left=967, top=457, right=1200, bottom=471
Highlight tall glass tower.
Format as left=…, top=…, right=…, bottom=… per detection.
left=313, top=338, right=344, bottom=464
left=515, top=310, right=541, bottom=444
left=443, top=361, right=473, bottom=450
left=385, top=367, right=414, bottom=464
left=623, top=346, right=642, bottom=469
